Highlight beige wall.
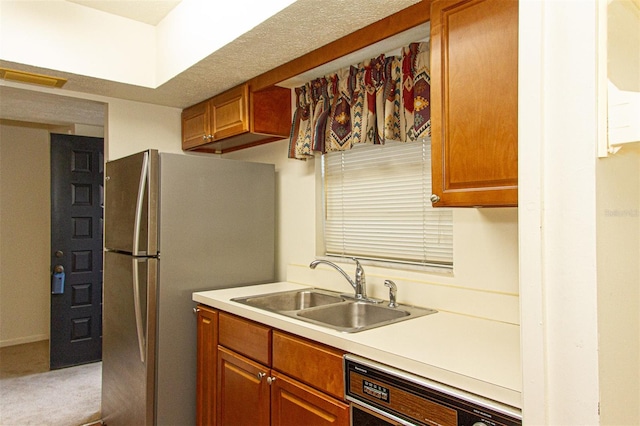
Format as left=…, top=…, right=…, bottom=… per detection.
left=104, top=98, right=182, bottom=161
left=224, top=139, right=315, bottom=283
left=596, top=147, right=640, bottom=425
left=0, top=94, right=182, bottom=347
left=225, top=139, right=520, bottom=326
left=0, top=124, right=51, bottom=346
left=518, top=2, right=640, bottom=423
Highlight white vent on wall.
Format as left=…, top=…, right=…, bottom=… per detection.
left=602, top=0, right=640, bottom=155
left=608, top=81, right=640, bottom=148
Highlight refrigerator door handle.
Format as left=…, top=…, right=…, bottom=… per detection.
left=132, top=151, right=149, bottom=256
left=132, top=258, right=146, bottom=363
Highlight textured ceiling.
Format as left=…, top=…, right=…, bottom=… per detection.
left=0, top=0, right=423, bottom=128
left=0, top=86, right=106, bottom=127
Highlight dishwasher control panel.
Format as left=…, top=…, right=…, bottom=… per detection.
left=344, top=355, right=521, bottom=426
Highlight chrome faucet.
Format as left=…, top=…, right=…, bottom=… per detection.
left=309, top=258, right=368, bottom=300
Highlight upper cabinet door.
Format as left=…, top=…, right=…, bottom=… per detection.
left=181, top=101, right=211, bottom=150
left=181, top=83, right=292, bottom=153
left=211, top=84, right=249, bottom=140
left=430, top=0, right=519, bottom=207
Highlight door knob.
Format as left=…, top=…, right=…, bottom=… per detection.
left=55, top=250, right=64, bottom=258
left=53, top=265, right=64, bottom=274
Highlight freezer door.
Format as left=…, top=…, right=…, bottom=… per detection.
left=104, top=150, right=158, bottom=255
left=102, top=251, right=158, bottom=425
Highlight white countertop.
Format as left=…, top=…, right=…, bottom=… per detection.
left=193, top=281, right=522, bottom=410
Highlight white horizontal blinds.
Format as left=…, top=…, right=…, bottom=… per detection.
left=322, top=140, right=453, bottom=267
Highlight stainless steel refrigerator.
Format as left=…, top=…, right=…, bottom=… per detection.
left=102, top=150, right=275, bottom=425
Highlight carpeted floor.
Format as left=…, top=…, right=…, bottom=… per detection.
left=0, top=340, right=102, bottom=426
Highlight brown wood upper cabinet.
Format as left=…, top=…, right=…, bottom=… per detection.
left=430, top=0, right=519, bottom=207
left=182, top=83, right=291, bottom=154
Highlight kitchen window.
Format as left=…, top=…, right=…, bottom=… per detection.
left=320, top=138, right=453, bottom=270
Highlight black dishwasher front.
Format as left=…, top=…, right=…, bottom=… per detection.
left=344, top=355, right=521, bottom=426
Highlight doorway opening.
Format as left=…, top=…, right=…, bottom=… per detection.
left=50, top=134, right=104, bottom=369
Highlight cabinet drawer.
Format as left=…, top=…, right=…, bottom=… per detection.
left=272, top=331, right=345, bottom=400
left=219, top=312, right=271, bottom=365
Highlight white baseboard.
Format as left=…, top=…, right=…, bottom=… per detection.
left=0, top=334, right=48, bottom=348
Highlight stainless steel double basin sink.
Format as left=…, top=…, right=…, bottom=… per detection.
left=231, top=288, right=436, bottom=333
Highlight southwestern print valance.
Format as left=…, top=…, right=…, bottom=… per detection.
left=288, top=41, right=430, bottom=160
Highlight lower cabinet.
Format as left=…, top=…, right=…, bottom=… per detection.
left=196, top=305, right=218, bottom=426
left=271, top=371, right=349, bottom=426
left=217, top=346, right=271, bottom=426
left=197, top=306, right=349, bottom=426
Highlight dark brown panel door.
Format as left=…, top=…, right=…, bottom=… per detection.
left=50, top=133, right=104, bottom=369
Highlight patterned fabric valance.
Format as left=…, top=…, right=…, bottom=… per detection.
left=288, top=42, right=430, bottom=160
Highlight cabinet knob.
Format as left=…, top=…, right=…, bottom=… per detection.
left=193, top=307, right=200, bottom=314
left=257, top=372, right=266, bottom=381
left=202, top=135, right=207, bottom=141
left=430, top=194, right=441, bottom=204
left=267, top=376, right=277, bottom=385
